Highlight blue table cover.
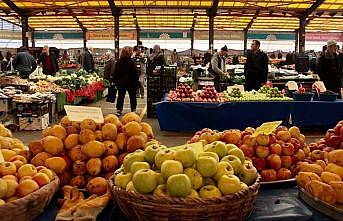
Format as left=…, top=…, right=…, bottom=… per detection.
left=156, top=101, right=292, bottom=131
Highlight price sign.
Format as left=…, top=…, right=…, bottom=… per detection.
left=227, top=85, right=245, bottom=93
left=64, top=105, right=104, bottom=124
left=252, top=121, right=282, bottom=137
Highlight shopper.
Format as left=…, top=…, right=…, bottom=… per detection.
left=208, top=45, right=229, bottom=91
left=104, top=52, right=117, bottom=103
left=114, top=46, right=139, bottom=116
left=171, top=49, right=179, bottom=64
left=62, top=50, right=70, bottom=62
left=244, top=40, right=269, bottom=91
left=148, top=45, right=165, bottom=75
left=134, top=47, right=146, bottom=99
left=37, top=45, right=59, bottom=76
left=316, top=40, right=343, bottom=96
left=76, top=50, right=82, bottom=64
left=277, top=51, right=283, bottom=59
left=82, top=47, right=95, bottom=73
left=12, top=46, right=37, bottom=79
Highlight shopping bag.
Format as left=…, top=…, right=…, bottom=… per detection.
left=106, top=85, right=117, bottom=103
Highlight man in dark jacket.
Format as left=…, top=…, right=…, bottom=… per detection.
left=244, top=40, right=269, bottom=91
left=37, top=46, right=59, bottom=76
left=12, top=46, right=37, bottom=79
left=317, top=40, right=343, bottom=95
left=82, top=47, right=95, bottom=73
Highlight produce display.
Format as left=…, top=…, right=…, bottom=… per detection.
left=166, top=84, right=227, bottom=102
left=0, top=124, right=56, bottom=204
left=30, top=80, right=64, bottom=93
left=113, top=140, right=258, bottom=198
left=189, top=125, right=307, bottom=182
left=224, top=86, right=293, bottom=101
left=28, top=112, right=154, bottom=193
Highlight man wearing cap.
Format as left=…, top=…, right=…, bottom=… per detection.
left=317, top=40, right=343, bottom=96
left=244, top=40, right=269, bottom=91
left=208, top=45, right=229, bottom=91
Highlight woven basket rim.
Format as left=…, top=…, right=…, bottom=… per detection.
left=110, top=174, right=261, bottom=204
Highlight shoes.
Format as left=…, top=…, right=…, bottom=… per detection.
left=115, top=111, right=122, bottom=116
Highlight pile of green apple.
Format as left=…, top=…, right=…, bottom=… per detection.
left=223, top=91, right=293, bottom=102
left=113, top=141, right=258, bottom=198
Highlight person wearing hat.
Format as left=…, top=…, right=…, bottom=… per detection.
left=208, top=45, right=229, bottom=91
left=316, top=40, right=343, bottom=96
left=244, top=40, right=269, bottom=91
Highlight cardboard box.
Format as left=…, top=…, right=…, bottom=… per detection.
left=19, top=114, right=49, bottom=131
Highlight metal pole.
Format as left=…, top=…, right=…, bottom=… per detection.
left=21, top=16, right=29, bottom=48
left=190, top=28, right=194, bottom=56
left=209, top=15, right=214, bottom=53
left=83, top=30, right=87, bottom=49
left=114, top=14, right=120, bottom=60
left=299, top=18, right=306, bottom=53
left=136, top=27, right=140, bottom=46
left=243, top=29, right=248, bottom=57
left=31, top=28, right=35, bottom=48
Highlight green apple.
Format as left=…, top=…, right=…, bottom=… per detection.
left=123, top=151, right=145, bottom=172
left=155, top=149, right=176, bottom=169
left=175, top=146, right=196, bottom=168
left=166, top=174, right=191, bottom=197
left=204, top=141, right=228, bottom=159
left=221, top=155, right=242, bottom=175
left=238, top=160, right=258, bottom=186
left=226, top=144, right=238, bottom=152
left=155, top=172, right=165, bottom=185
left=144, top=140, right=160, bottom=149
left=161, top=160, right=183, bottom=179
left=228, top=148, right=245, bottom=164
left=213, top=161, right=234, bottom=181
left=130, top=162, right=151, bottom=175
left=199, top=185, right=222, bottom=198
left=198, top=152, right=219, bottom=162
left=153, top=184, right=168, bottom=197
left=187, top=189, right=199, bottom=198
left=144, top=144, right=164, bottom=164
left=199, top=139, right=208, bottom=146
left=114, top=172, right=132, bottom=189
left=218, top=174, right=241, bottom=195
left=126, top=181, right=137, bottom=192
left=196, top=156, right=218, bottom=177
left=132, top=169, right=157, bottom=194
left=203, top=177, right=216, bottom=186
left=184, top=168, right=203, bottom=190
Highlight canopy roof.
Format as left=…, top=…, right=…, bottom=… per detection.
left=0, top=0, right=342, bottom=31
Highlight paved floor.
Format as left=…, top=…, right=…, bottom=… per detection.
left=13, top=89, right=325, bottom=147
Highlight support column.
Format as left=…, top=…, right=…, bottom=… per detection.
left=21, top=16, right=29, bottom=48
left=209, top=15, right=214, bottom=53
left=190, top=28, right=194, bottom=56
left=294, top=29, right=299, bottom=52
left=299, top=18, right=306, bottom=53
left=136, top=27, right=140, bottom=46
left=114, top=13, right=120, bottom=60
left=243, top=29, right=248, bottom=57
left=83, top=30, right=87, bottom=49
left=31, top=28, right=35, bottom=48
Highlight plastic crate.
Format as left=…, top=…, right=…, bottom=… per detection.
left=18, top=113, right=49, bottom=131
left=15, top=102, right=49, bottom=117
left=319, top=92, right=338, bottom=101
left=292, top=92, right=314, bottom=101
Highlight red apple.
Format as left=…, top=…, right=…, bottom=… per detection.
left=291, top=156, right=299, bottom=164
left=261, top=169, right=277, bottom=182
left=241, top=131, right=252, bottom=138
left=269, top=143, right=282, bottom=155
left=240, top=144, right=255, bottom=158
left=242, top=135, right=256, bottom=147
left=256, top=134, right=270, bottom=146
left=339, top=127, right=343, bottom=139
left=253, top=157, right=267, bottom=171
left=318, top=144, right=327, bottom=151
left=223, top=129, right=241, bottom=145
left=328, top=135, right=341, bottom=149
left=289, top=138, right=300, bottom=152
left=323, top=146, right=335, bottom=152
left=277, top=130, right=291, bottom=142
left=281, top=156, right=292, bottom=168
left=275, top=126, right=288, bottom=134
left=277, top=168, right=292, bottom=180
left=282, top=143, right=295, bottom=156
left=190, top=135, right=200, bottom=143
left=334, top=124, right=342, bottom=135
left=255, top=145, right=270, bottom=158
left=266, top=154, right=282, bottom=170
left=294, top=149, right=305, bottom=161
left=269, top=134, right=277, bottom=145
left=308, top=143, right=319, bottom=152
left=276, top=140, right=285, bottom=146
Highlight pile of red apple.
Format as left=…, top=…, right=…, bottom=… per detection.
left=166, top=83, right=195, bottom=102
left=189, top=125, right=308, bottom=182
left=195, top=86, right=219, bottom=102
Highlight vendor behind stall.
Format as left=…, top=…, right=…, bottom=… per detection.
left=37, top=45, right=59, bottom=76
left=12, top=46, right=37, bottom=79
left=244, top=40, right=268, bottom=91
left=208, top=45, right=229, bottom=91
left=316, top=40, right=343, bottom=96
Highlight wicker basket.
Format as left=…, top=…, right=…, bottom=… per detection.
left=0, top=176, right=59, bottom=221
left=110, top=175, right=261, bottom=221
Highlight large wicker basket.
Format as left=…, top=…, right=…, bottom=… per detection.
left=0, top=176, right=59, bottom=221
left=110, top=175, right=261, bottom=221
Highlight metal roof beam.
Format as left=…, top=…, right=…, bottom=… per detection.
left=302, top=0, right=325, bottom=19
left=244, top=12, right=259, bottom=31
left=2, top=0, right=24, bottom=17
left=73, top=16, right=86, bottom=32
left=108, top=0, right=122, bottom=17
left=133, top=12, right=139, bottom=29
left=191, top=13, right=197, bottom=30
left=207, top=0, right=219, bottom=17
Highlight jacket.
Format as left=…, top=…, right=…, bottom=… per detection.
left=244, top=50, right=269, bottom=91
left=103, top=58, right=116, bottom=83
left=12, top=51, right=37, bottom=76
left=82, top=50, right=94, bottom=73
left=114, top=58, right=139, bottom=88
left=38, top=52, right=59, bottom=75
left=209, top=53, right=225, bottom=76
left=317, top=52, right=343, bottom=93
